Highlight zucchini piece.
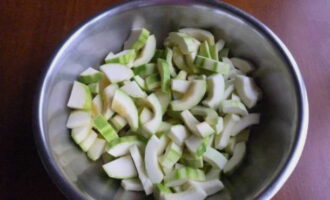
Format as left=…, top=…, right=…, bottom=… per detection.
left=67, top=81, right=92, bottom=110
left=190, top=106, right=223, bottom=134
left=175, top=70, right=188, bottom=80
left=223, top=84, right=235, bottom=100
left=71, top=124, right=91, bottom=144
left=80, top=130, right=97, bottom=152
left=133, top=75, right=146, bottom=90
left=145, top=135, right=164, bottom=183
left=225, top=137, right=236, bottom=155
left=157, top=133, right=170, bottom=155
left=153, top=183, right=172, bottom=200
left=171, top=80, right=190, bottom=93
left=186, top=179, right=224, bottom=196
left=214, top=114, right=240, bottom=150
left=198, top=41, right=211, bottom=58
left=221, top=99, right=248, bottom=116
left=209, top=44, right=219, bottom=61
left=205, top=168, right=221, bottom=180
left=78, top=67, right=103, bottom=84
left=181, top=151, right=204, bottom=168
left=102, top=84, right=118, bottom=119
left=145, top=73, right=161, bottom=91
left=230, top=57, right=255, bottom=74
left=100, top=64, right=134, bottom=83
left=124, top=28, right=150, bottom=51
left=215, top=39, right=225, bottom=51
left=157, top=58, right=171, bottom=93
left=194, top=55, right=230, bottom=75
left=107, top=135, right=145, bottom=157
left=105, top=49, right=136, bottom=66
left=161, top=185, right=207, bottom=200
left=185, top=51, right=200, bottom=74
left=165, top=48, right=177, bottom=77
left=164, top=167, right=206, bottom=187
left=171, top=80, right=206, bottom=111
left=166, top=32, right=200, bottom=54
left=223, top=142, right=246, bottom=174
left=66, top=110, right=91, bottom=128
left=87, top=138, right=106, bottom=161
left=133, top=63, right=156, bottom=77
left=103, top=155, right=137, bottom=179
left=141, top=94, right=162, bottom=135
left=179, top=28, right=215, bottom=45
left=139, top=107, right=153, bottom=125
left=152, top=49, right=166, bottom=62
left=234, top=75, right=262, bottom=108
left=88, top=82, right=99, bottom=94
left=195, top=122, right=215, bottom=137
left=172, top=47, right=191, bottom=73
left=111, top=89, right=139, bottom=131
left=168, top=124, right=190, bottom=145
left=154, top=90, right=171, bottom=114
left=185, top=135, right=209, bottom=156
left=121, top=81, right=147, bottom=98
left=160, top=142, right=183, bottom=174
left=129, top=145, right=153, bottom=195
left=134, top=35, right=157, bottom=66
left=121, top=178, right=144, bottom=191
left=181, top=110, right=207, bottom=137
left=203, top=147, right=228, bottom=169
left=110, top=114, right=127, bottom=131
left=93, top=115, right=118, bottom=142
left=202, top=74, right=225, bottom=109
left=219, top=48, right=229, bottom=59
left=91, top=94, right=102, bottom=117
left=231, top=113, right=260, bottom=136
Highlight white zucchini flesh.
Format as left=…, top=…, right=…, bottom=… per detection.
left=179, top=28, right=215, bottom=45
left=100, top=64, right=134, bottom=83
left=171, top=80, right=190, bottom=93
left=129, top=145, right=153, bottom=195
left=187, top=179, right=224, bottom=196
left=205, top=168, right=221, bottom=180
left=142, top=94, right=162, bottom=135
left=203, top=147, right=228, bottom=169
left=166, top=32, right=200, bottom=54
left=133, top=75, right=146, bottom=89
left=124, top=28, right=150, bottom=51
left=134, top=35, right=157, bottom=67
left=194, top=55, right=230, bottom=75
left=66, top=110, right=91, bottom=129
left=161, top=185, right=207, bottom=200
left=160, top=142, right=183, bottom=174
left=139, top=107, right=153, bottom=125
left=230, top=113, right=260, bottom=136
left=87, top=138, right=106, bottom=161
left=78, top=67, right=103, bottom=84
left=222, top=84, right=235, bottom=100
left=120, top=81, right=147, bottom=98
left=145, top=135, right=164, bottom=183
left=185, top=135, right=209, bottom=156
left=153, top=183, right=172, bottom=200
left=221, top=99, right=248, bottom=116
left=234, top=75, right=261, bottom=108
left=107, top=136, right=144, bottom=157
left=67, top=81, right=92, bottom=110
left=110, top=114, right=127, bottom=131
left=190, top=106, right=223, bottom=134
left=231, top=93, right=241, bottom=101
left=93, top=115, right=118, bottom=143
left=230, top=57, right=255, bottom=74
left=171, top=80, right=207, bottom=111
left=121, top=179, right=144, bottom=191
left=92, top=94, right=102, bottom=117
left=111, top=89, right=139, bottom=131
left=180, top=110, right=201, bottom=137
left=215, top=39, right=225, bottom=52
left=105, top=49, right=136, bottom=66
left=103, top=155, right=137, bottom=179
left=195, top=121, right=215, bottom=137
left=154, top=90, right=171, bottom=114
left=223, top=142, right=246, bottom=174
left=168, top=124, right=190, bottom=145
left=214, top=114, right=240, bottom=150
left=202, top=74, right=225, bottom=109
left=80, top=130, right=97, bottom=152
left=164, top=167, right=206, bottom=187
left=172, top=47, right=191, bottom=73
left=158, top=134, right=170, bottom=155
left=175, top=70, right=188, bottom=80
left=102, top=84, right=118, bottom=117
left=71, top=124, right=91, bottom=144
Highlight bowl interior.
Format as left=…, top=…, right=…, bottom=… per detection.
left=39, top=1, right=300, bottom=200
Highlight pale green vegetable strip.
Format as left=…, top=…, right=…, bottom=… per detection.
left=103, top=155, right=137, bottom=179
left=78, top=68, right=103, bottom=84
left=93, top=115, right=118, bottom=142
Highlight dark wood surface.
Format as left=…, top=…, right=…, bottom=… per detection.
left=1, top=0, right=329, bottom=199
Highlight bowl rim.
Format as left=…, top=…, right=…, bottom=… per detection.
left=33, top=0, right=309, bottom=199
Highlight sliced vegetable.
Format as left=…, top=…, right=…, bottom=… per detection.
left=93, top=115, right=118, bottom=142
left=168, top=124, right=190, bottom=145
left=153, top=183, right=172, bottom=200
left=145, top=135, right=164, bottom=183
left=133, top=63, right=156, bottom=77
left=103, top=155, right=137, bottom=179
left=78, top=68, right=103, bottom=84
left=87, top=138, right=106, bottom=161
left=110, top=114, right=127, bottom=131
left=171, top=80, right=206, bottom=111
left=145, top=73, right=161, bottom=91
left=139, top=107, right=153, bottom=125
left=219, top=48, right=229, bottom=58
left=157, top=58, right=171, bottom=93
left=124, top=28, right=150, bottom=51
left=121, top=178, right=144, bottom=191
left=166, top=32, right=200, bottom=54
left=142, top=94, right=162, bottom=135
left=203, top=147, right=228, bottom=169
left=171, top=80, right=190, bottom=93
left=196, top=122, right=215, bottom=137
left=209, top=44, right=219, bottom=61
left=71, top=124, right=91, bottom=144
left=88, top=82, right=99, bottom=94
left=198, top=41, right=211, bottom=58
left=80, top=130, right=97, bottom=152
left=215, top=39, right=225, bottom=51
left=234, top=75, right=261, bottom=108
left=179, top=28, right=215, bottom=45
left=214, top=114, right=240, bottom=150
left=175, top=70, right=188, bottom=80
left=202, top=74, right=225, bottom=109
left=223, top=142, right=246, bottom=174
left=107, top=135, right=145, bottom=157
left=181, top=151, right=204, bottom=168
left=160, top=142, right=183, bottom=174
left=186, top=179, right=224, bottom=196
left=154, top=90, right=171, bottom=114
left=121, top=81, right=147, bottom=98
left=105, top=49, right=136, bottom=66
left=230, top=57, right=255, bottom=74
left=100, top=64, right=134, bottom=83
left=231, top=113, right=260, bottom=136
left=194, top=55, right=230, bottom=75
left=172, top=47, right=191, bottom=73
left=205, top=168, right=221, bottom=180
left=185, top=135, right=209, bottom=156
left=111, top=89, right=139, bottom=131
left=66, top=110, right=91, bottom=128
left=161, top=185, right=207, bottom=200
left=164, top=167, right=206, bottom=187
left=134, top=35, right=157, bottom=66
left=221, top=99, right=248, bottom=116
left=91, top=95, right=102, bottom=117
left=67, top=81, right=92, bottom=110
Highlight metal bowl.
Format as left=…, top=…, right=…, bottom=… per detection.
left=34, top=0, right=309, bottom=199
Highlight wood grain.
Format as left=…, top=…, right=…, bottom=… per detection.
left=0, top=0, right=329, bottom=199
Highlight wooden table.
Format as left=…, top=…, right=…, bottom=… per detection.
left=1, top=0, right=329, bottom=199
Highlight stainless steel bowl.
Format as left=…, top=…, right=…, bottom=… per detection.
left=34, top=0, right=309, bottom=199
